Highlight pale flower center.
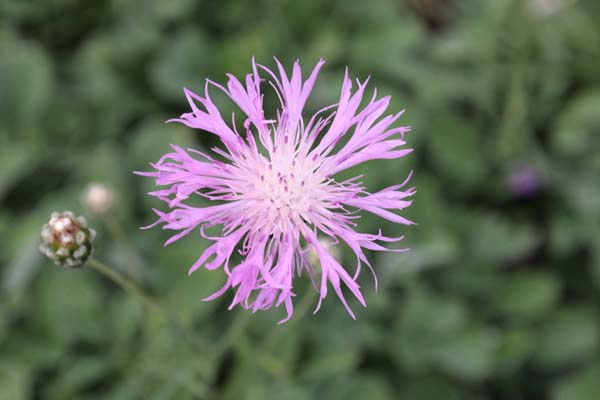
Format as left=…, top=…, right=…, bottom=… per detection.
left=240, top=152, right=324, bottom=234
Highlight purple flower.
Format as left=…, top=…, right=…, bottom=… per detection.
left=138, top=59, right=414, bottom=323
left=507, top=164, right=542, bottom=198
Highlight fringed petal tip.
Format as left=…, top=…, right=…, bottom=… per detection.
left=140, top=215, right=163, bottom=230
left=277, top=314, right=293, bottom=325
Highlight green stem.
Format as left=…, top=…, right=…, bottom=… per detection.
left=88, top=258, right=207, bottom=351
left=88, top=258, right=158, bottom=311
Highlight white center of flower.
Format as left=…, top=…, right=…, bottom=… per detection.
left=240, top=153, right=324, bottom=234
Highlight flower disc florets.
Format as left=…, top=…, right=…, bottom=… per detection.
left=233, top=143, right=327, bottom=235
left=39, top=211, right=96, bottom=268
left=138, top=58, right=415, bottom=323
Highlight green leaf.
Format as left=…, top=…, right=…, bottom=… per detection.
left=31, top=268, right=104, bottom=343
left=398, top=375, right=466, bottom=400
left=394, top=287, right=469, bottom=371
left=242, top=381, right=312, bottom=400
left=466, top=214, right=539, bottom=264
left=427, top=114, right=488, bottom=189
left=533, top=307, right=599, bottom=369
left=0, top=363, right=30, bottom=400
left=491, top=272, right=561, bottom=320
left=550, top=90, right=600, bottom=157
left=0, top=37, right=52, bottom=133
left=301, top=348, right=361, bottom=381
left=107, top=296, right=143, bottom=364
left=495, top=329, right=536, bottom=375
left=148, top=28, right=213, bottom=101
left=130, top=117, right=197, bottom=171
left=322, top=374, right=394, bottom=400
left=350, top=22, right=425, bottom=80
left=386, top=232, right=458, bottom=280
left=0, top=141, right=40, bottom=201
left=548, top=214, right=592, bottom=256
left=0, top=334, right=63, bottom=370
left=162, top=239, right=225, bottom=321
left=562, top=171, right=600, bottom=220
left=552, top=362, right=600, bottom=400
left=45, top=357, right=111, bottom=400
left=431, top=326, right=501, bottom=381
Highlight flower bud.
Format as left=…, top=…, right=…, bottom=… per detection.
left=39, top=211, right=96, bottom=268
left=507, top=164, right=543, bottom=198
left=81, top=182, right=115, bottom=215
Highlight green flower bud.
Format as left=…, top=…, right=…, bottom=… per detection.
left=39, top=211, right=96, bottom=268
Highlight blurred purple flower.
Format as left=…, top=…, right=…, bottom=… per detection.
left=508, top=164, right=542, bottom=198
left=138, top=59, right=414, bottom=323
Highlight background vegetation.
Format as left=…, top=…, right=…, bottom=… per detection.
left=1, top=0, right=600, bottom=399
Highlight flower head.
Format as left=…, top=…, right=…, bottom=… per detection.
left=40, top=211, right=96, bottom=268
left=507, top=164, right=543, bottom=198
left=81, top=182, right=115, bottom=215
left=138, top=59, right=414, bottom=323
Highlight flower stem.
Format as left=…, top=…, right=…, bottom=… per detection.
left=87, top=258, right=207, bottom=350
left=89, top=258, right=158, bottom=310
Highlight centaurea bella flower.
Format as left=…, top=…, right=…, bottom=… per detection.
left=138, top=59, right=414, bottom=323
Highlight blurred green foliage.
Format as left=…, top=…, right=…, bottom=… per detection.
left=1, top=0, right=600, bottom=399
